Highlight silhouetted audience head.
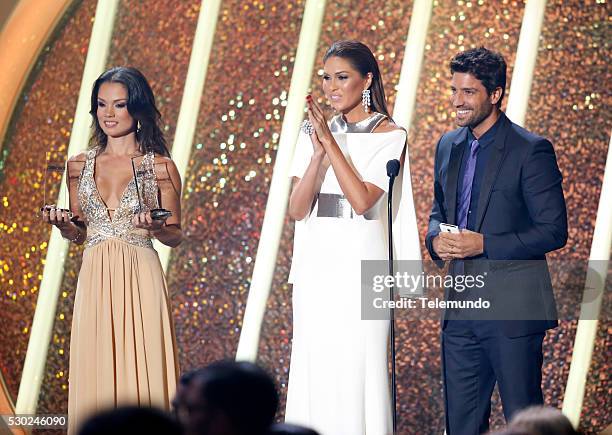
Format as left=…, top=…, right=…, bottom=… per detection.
left=509, top=406, right=579, bottom=435
left=78, top=406, right=182, bottom=435
left=173, top=369, right=198, bottom=425
left=488, top=427, right=533, bottom=435
left=267, top=423, right=320, bottom=435
left=176, top=360, right=279, bottom=435
left=487, top=428, right=533, bottom=435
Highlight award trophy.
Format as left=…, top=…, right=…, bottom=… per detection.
left=40, top=152, right=73, bottom=219
left=131, top=157, right=172, bottom=221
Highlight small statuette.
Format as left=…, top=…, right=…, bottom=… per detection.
left=40, top=204, right=74, bottom=219
left=150, top=208, right=172, bottom=221
left=301, top=119, right=315, bottom=135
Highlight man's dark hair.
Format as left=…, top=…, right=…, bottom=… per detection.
left=510, top=406, right=580, bottom=435
left=178, top=369, right=197, bottom=386
left=193, top=360, right=279, bottom=435
left=78, top=406, right=182, bottom=435
left=450, top=47, right=507, bottom=108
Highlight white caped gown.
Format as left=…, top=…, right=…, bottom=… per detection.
left=285, top=112, right=421, bottom=435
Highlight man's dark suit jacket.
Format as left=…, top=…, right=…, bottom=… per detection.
left=426, top=113, right=568, bottom=337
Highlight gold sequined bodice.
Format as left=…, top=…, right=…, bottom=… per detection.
left=77, top=148, right=159, bottom=249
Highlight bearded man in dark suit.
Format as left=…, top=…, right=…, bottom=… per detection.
left=426, top=47, right=568, bottom=435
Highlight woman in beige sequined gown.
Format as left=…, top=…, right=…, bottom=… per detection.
left=43, top=67, right=182, bottom=434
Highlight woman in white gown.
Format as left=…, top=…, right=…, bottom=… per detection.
left=285, top=40, right=417, bottom=435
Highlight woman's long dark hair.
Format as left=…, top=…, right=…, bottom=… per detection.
left=89, top=66, right=170, bottom=156
left=323, top=40, right=392, bottom=120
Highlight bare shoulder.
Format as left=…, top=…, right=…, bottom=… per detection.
left=66, top=152, right=87, bottom=178
left=373, top=119, right=404, bottom=133
left=153, top=154, right=173, bottom=163
left=153, top=154, right=179, bottom=170
left=68, top=151, right=88, bottom=163
left=153, top=154, right=181, bottom=184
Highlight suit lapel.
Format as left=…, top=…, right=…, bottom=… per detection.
left=444, top=128, right=468, bottom=225
left=475, top=114, right=510, bottom=231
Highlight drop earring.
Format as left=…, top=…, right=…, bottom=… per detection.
left=362, top=89, right=371, bottom=113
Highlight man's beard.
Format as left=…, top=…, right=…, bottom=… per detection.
left=465, top=104, right=494, bottom=129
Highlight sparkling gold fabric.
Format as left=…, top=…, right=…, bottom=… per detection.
left=78, top=148, right=158, bottom=249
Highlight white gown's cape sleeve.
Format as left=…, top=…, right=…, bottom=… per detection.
left=355, top=129, right=405, bottom=193
left=391, top=132, right=422, bottom=264
left=287, top=131, right=313, bottom=284
left=355, top=129, right=422, bottom=263
left=288, top=131, right=313, bottom=179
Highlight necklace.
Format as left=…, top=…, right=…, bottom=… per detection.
left=330, top=112, right=388, bottom=133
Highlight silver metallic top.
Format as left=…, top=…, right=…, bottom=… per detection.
left=78, top=147, right=158, bottom=249
left=329, top=112, right=388, bottom=133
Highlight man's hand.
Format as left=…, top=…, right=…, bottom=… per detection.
left=432, top=233, right=454, bottom=260
left=433, top=230, right=484, bottom=260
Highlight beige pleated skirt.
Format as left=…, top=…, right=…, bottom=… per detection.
left=67, top=238, right=179, bottom=434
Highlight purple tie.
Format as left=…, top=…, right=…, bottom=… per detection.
left=457, top=139, right=480, bottom=229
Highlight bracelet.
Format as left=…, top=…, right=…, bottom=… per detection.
left=148, top=227, right=164, bottom=239
left=61, top=228, right=82, bottom=243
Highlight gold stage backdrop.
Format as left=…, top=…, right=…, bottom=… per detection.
left=0, top=0, right=609, bottom=433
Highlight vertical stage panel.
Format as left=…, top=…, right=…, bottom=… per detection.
left=524, top=1, right=610, bottom=432
left=256, top=0, right=415, bottom=423
left=579, top=318, right=611, bottom=430
left=106, top=0, right=201, bottom=142
left=0, top=0, right=97, bottom=404
left=164, top=0, right=306, bottom=371
left=37, top=0, right=200, bottom=415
